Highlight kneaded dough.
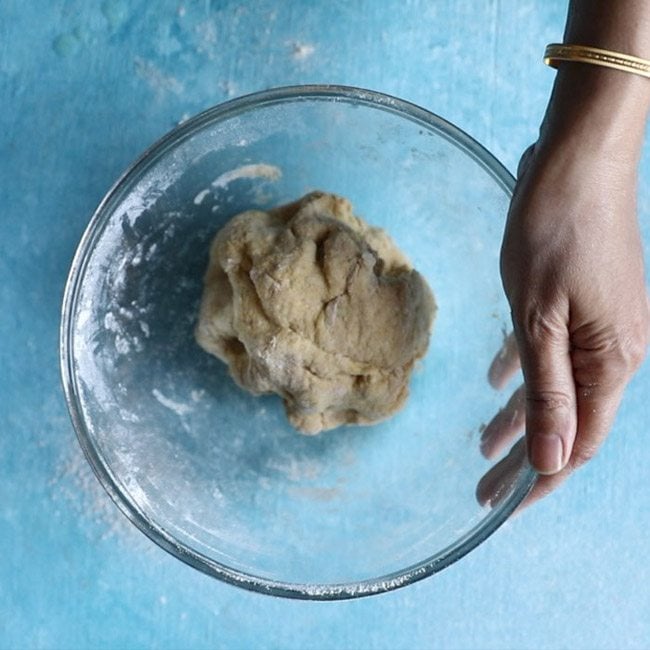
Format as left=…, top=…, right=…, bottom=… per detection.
left=195, top=191, right=436, bottom=434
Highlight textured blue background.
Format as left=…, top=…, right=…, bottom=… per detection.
left=2, top=1, right=650, bottom=648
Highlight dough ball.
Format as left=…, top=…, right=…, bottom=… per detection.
left=195, top=191, right=436, bottom=434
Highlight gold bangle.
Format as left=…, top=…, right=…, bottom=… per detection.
left=544, top=43, right=650, bottom=79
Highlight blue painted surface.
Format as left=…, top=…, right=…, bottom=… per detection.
left=1, top=1, right=649, bottom=648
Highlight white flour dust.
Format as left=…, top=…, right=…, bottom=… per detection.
left=191, top=163, right=282, bottom=210
left=50, top=443, right=132, bottom=542
left=288, top=41, right=316, bottom=61
left=211, top=163, right=282, bottom=190
left=133, top=56, right=184, bottom=97
left=98, top=237, right=158, bottom=357
left=152, top=388, right=194, bottom=416
left=193, top=188, right=211, bottom=205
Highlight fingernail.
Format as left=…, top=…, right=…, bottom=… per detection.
left=528, top=434, right=564, bottom=475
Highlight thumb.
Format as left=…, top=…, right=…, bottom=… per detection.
left=514, top=322, right=578, bottom=475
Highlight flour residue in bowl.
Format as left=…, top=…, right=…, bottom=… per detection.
left=152, top=388, right=194, bottom=416
left=211, top=163, right=282, bottom=190
left=192, top=163, right=282, bottom=208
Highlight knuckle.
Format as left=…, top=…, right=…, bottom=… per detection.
left=613, top=312, right=649, bottom=373
left=573, top=352, right=625, bottom=389
left=511, top=303, right=566, bottom=349
left=624, top=333, right=648, bottom=371
left=573, top=325, right=648, bottom=387
left=519, top=309, right=555, bottom=340
left=604, top=336, right=646, bottom=376
left=525, top=389, right=572, bottom=412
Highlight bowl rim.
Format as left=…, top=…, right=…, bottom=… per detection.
left=60, top=83, right=536, bottom=601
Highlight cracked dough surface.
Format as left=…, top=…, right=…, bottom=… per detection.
left=195, top=191, right=436, bottom=434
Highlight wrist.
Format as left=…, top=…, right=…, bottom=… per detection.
left=539, top=62, right=650, bottom=164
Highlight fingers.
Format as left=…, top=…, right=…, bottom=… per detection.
left=514, top=320, right=578, bottom=475
left=480, top=384, right=525, bottom=459
left=570, top=339, right=640, bottom=472
left=568, top=310, right=648, bottom=468
left=488, top=332, right=521, bottom=389
left=476, top=438, right=527, bottom=508
left=571, top=384, right=624, bottom=472
left=476, top=437, right=570, bottom=511
left=476, top=381, right=618, bottom=511
left=519, top=471, right=571, bottom=509
left=480, top=332, right=645, bottom=511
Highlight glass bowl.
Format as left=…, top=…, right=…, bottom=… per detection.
left=60, top=85, right=535, bottom=600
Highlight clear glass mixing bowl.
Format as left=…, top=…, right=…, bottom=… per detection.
left=61, top=85, right=535, bottom=599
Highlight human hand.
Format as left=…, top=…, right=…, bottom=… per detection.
left=477, top=133, right=649, bottom=508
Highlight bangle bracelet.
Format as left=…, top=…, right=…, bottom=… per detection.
left=544, top=43, right=650, bottom=79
